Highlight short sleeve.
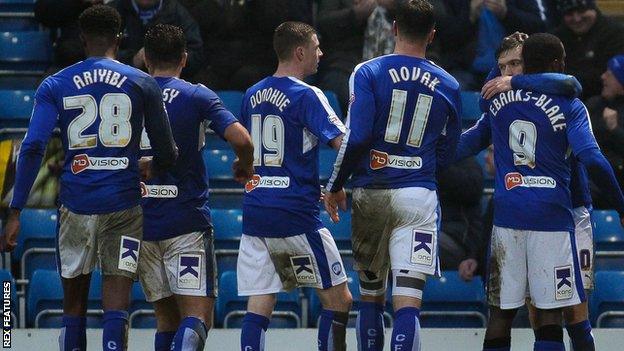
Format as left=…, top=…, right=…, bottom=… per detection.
left=194, top=84, right=238, bottom=138
left=300, top=88, right=346, bottom=145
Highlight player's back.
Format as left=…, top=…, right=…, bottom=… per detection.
left=241, top=76, right=344, bottom=237
left=348, top=54, right=461, bottom=190
left=488, top=90, right=577, bottom=231
left=43, top=57, right=157, bottom=214
left=141, top=77, right=236, bottom=241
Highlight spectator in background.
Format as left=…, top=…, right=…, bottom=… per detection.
left=34, top=0, right=103, bottom=71
left=317, top=0, right=376, bottom=112
left=587, top=55, right=624, bottom=205
left=363, top=0, right=398, bottom=61
left=554, top=0, right=624, bottom=99
left=110, top=0, right=204, bottom=79
left=190, top=0, right=313, bottom=90
left=437, top=157, right=487, bottom=275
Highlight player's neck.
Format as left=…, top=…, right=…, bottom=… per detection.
left=151, top=69, right=181, bottom=79
left=393, top=41, right=427, bottom=59
left=274, top=62, right=305, bottom=81
left=85, top=47, right=117, bottom=60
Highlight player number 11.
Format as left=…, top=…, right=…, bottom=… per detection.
left=384, top=89, right=433, bottom=148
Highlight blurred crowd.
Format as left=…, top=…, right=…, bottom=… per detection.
left=32, top=0, right=624, bottom=286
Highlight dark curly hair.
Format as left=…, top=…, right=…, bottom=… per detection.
left=394, top=0, right=435, bottom=41
left=144, top=24, right=187, bottom=69
left=78, top=5, right=122, bottom=43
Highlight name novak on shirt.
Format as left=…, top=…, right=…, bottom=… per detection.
left=388, top=66, right=441, bottom=92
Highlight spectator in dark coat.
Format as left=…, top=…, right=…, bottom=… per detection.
left=437, top=157, right=487, bottom=274
left=553, top=0, right=624, bottom=99
left=586, top=55, right=624, bottom=204
left=110, top=0, right=204, bottom=78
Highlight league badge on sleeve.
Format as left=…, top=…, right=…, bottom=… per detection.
left=290, top=255, right=317, bottom=284
left=554, top=265, right=573, bottom=300
left=118, top=236, right=140, bottom=273
left=411, top=230, right=434, bottom=266
left=178, top=254, right=202, bottom=290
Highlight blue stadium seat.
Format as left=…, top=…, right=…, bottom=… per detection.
left=0, top=90, right=35, bottom=120
left=319, top=147, right=336, bottom=181
left=590, top=271, right=624, bottom=327
left=28, top=270, right=103, bottom=327
left=216, top=91, right=244, bottom=118
left=0, top=269, right=18, bottom=326
left=15, top=208, right=57, bottom=272
left=460, top=91, right=482, bottom=123
left=129, top=282, right=155, bottom=328
left=0, top=75, right=40, bottom=90
left=202, top=148, right=236, bottom=187
left=0, top=0, right=36, bottom=12
left=420, top=271, right=487, bottom=328
left=0, top=17, right=39, bottom=31
left=319, top=209, right=352, bottom=250
left=211, top=208, right=242, bottom=250
left=203, top=132, right=229, bottom=150
left=216, top=270, right=301, bottom=328
left=592, top=210, right=624, bottom=270
left=323, top=90, right=343, bottom=119
left=0, top=31, right=52, bottom=70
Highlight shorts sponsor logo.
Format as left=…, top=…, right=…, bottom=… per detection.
left=504, top=172, right=557, bottom=190
left=118, top=236, right=140, bottom=274
left=178, top=254, right=202, bottom=290
left=554, top=265, right=573, bottom=300
left=140, top=182, right=178, bottom=198
left=331, top=261, right=342, bottom=276
left=71, top=154, right=129, bottom=174
left=290, top=255, right=317, bottom=284
left=411, top=230, right=433, bottom=266
left=370, top=149, right=422, bottom=170
left=245, top=174, right=290, bottom=193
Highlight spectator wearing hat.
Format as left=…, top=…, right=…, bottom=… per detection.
left=553, top=0, right=624, bottom=99
left=586, top=55, right=624, bottom=203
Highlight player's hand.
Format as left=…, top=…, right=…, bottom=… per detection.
left=0, top=209, right=20, bottom=252
left=469, top=0, right=484, bottom=23
left=484, top=0, right=507, bottom=19
left=353, top=0, right=376, bottom=22
left=505, top=31, right=528, bottom=43
left=458, top=258, right=478, bottom=281
left=232, top=158, right=254, bottom=185
left=481, top=76, right=512, bottom=100
left=603, top=107, right=619, bottom=131
left=139, top=156, right=153, bottom=181
left=324, top=189, right=347, bottom=223
left=133, top=48, right=145, bottom=69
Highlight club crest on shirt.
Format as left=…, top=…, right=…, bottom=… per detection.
left=118, top=236, right=140, bottom=273
left=290, top=255, right=317, bottom=284
left=411, top=230, right=434, bottom=266
left=554, top=265, right=573, bottom=300
left=178, top=254, right=202, bottom=290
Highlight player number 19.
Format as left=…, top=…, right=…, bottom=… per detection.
left=384, top=89, right=433, bottom=148
left=251, top=114, right=284, bottom=167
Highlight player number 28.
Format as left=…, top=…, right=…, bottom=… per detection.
left=64, top=93, right=132, bottom=150
left=251, top=114, right=284, bottom=167
left=384, top=89, right=433, bottom=148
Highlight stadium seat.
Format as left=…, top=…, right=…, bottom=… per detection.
left=592, top=210, right=624, bottom=270
left=216, top=90, right=244, bottom=118
left=460, top=91, right=483, bottom=124
left=0, top=0, right=36, bottom=12
left=420, top=271, right=487, bottom=328
left=15, top=209, right=57, bottom=274
left=216, top=270, right=301, bottom=328
left=0, top=269, right=18, bottom=326
left=212, top=208, right=242, bottom=250
left=0, top=89, right=35, bottom=121
left=0, top=17, right=39, bottom=31
left=323, top=90, right=343, bottom=119
left=590, top=271, right=624, bottom=327
left=129, top=282, right=155, bottom=328
left=28, top=270, right=103, bottom=327
left=0, top=74, right=40, bottom=90
left=0, top=31, right=52, bottom=70
left=202, top=148, right=237, bottom=187
left=319, top=147, right=336, bottom=181
left=319, top=209, right=352, bottom=250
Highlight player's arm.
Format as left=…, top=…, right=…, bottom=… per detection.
left=436, top=89, right=462, bottom=170
left=454, top=112, right=492, bottom=162
left=482, top=73, right=582, bottom=100
left=567, top=100, right=624, bottom=220
left=3, top=80, right=58, bottom=251
left=142, top=76, right=178, bottom=172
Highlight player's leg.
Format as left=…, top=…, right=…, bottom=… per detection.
left=137, top=238, right=178, bottom=351
left=351, top=188, right=391, bottom=351
left=390, top=270, right=426, bottom=351
left=56, top=205, right=98, bottom=351
left=98, top=206, right=143, bottom=351
left=563, top=206, right=595, bottom=351
left=311, top=228, right=352, bottom=351
left=165, top=231, right=217, bottom=351
left=527, top=230, right=585, bottom=351
left=483, top=226, right=529, bottom=351
left=237, top=234, right=281, bottom=351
